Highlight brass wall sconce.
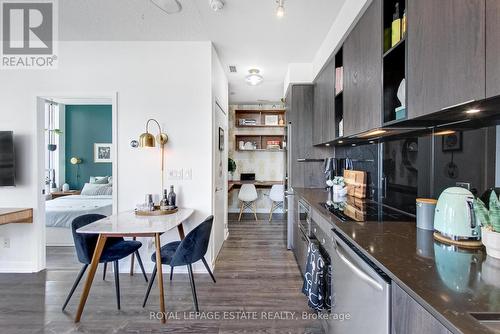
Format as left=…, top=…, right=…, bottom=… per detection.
left=138, top=119, right=169, bottom=191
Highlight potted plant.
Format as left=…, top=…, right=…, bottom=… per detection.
left=228, top=158, right=236, bottom=181
left=474, top=192, right=500, bottom=259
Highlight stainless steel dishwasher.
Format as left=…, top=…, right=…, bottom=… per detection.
left=330, top=230, right=391, bottom=334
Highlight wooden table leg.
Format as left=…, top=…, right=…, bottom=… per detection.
left=129, top=236, right=136, bottom=276
left=177, top=224, right=185, bottom=240
left=75, top=234, right=107, bottom=323
left=155, top=233, right=166, bottom=324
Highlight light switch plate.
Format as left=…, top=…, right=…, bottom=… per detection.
left=167, top=169, right=183, bottom=180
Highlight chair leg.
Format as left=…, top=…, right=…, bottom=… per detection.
left=238, top=202, right=244, bottom=221
left=187, top=264, right=199, bottom=312
left=170, top=266, right=174, bottom=281
left=62, top=264, right=88, bottom=311
left=201, top=257, right=216, bottom=283
left=135, top=251, right=148, bottom=282
left=269, top=202, right=275, bottom=222
left=253, top=202, right=258, bottom=221
left=142, top=265, right=157, bottom=308
left=114, top=261, right=121, bottom=310
left=103, top=262, right=107, bottom=280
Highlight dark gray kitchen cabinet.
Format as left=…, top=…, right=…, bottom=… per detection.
left=343, top=0, right=382, bottom=137
left=486, top=0, right=500, bottom=98
left=407, top=0, right=485, bottom=118
left=313, top=58, right=336, bottom=145
left=392, top=284, right=452, bottom=334
left=286, top=84, right=330, bottom=188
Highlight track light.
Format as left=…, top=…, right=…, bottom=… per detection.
left=276, top=0, right=284, bottom=18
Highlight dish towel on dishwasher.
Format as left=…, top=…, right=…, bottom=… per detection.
left=302, top=242, right=333, bottom=311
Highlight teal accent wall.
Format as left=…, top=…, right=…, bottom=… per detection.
left=65, top=105, right=112, bottom=190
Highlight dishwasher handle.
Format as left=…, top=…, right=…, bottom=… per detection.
left=334, top=235, right=384, bottom=291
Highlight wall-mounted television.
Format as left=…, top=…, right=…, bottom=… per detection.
left=0, top=131, right=15, bottom=186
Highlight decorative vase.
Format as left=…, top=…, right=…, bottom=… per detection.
left=228, top=173, right=233, bottom=181
left=482, top=228, right=500, bottom=259
left=397, top=79, right=406, bottom=108
left=62, top=183, right=70, bottom=192
left=47, top=144, right=57, bottom=151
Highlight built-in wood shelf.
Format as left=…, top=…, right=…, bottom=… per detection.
left=235, top=134, right=285, bottom=152
left=0, top=208, right=33, bottom=226
left=235, top=110, right=286, bottom=128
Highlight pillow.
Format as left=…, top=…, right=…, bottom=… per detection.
left=90, top=176, right=110, bottom=184
left=81, top=183, right=113, bottom=196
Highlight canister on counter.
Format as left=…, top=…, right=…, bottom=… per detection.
left=416, top=198, right=438, bottom=230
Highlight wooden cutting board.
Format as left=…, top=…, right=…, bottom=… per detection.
left=343, top=170, right=367, bottom=198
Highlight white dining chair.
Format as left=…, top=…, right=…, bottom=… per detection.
left=268, top=185, right=285, bottom=222
left=238, top=184, right=258, bottom=221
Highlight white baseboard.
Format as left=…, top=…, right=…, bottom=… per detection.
left=0, top=260, right=37, bottom=273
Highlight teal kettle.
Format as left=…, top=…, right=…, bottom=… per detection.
left=434, top=187, right=481, bottom=240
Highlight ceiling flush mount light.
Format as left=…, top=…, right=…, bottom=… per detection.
left=276, top=0, right=285, bottom=18
left=151, top=0, right=182, bottom=14
left=245, top=69, right=264, bottom=86
left=209, top=0, right=224, bottom=11
left=466, top=109, right=480, bottom=114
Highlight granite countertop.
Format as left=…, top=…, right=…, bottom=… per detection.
left=294, top=188, right=500, bottom=334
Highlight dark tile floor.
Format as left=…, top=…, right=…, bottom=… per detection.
left=0, top=216, right=324, bottom=334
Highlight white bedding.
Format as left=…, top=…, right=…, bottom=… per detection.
left=46, top=195, right=113, bottom=228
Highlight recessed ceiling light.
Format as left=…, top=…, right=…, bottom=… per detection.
left=276, top=0, right=284, bottom=18
left=466, top=109, right=480, bottom=114
left=351, top=144, right=357, bottom=147
left=245, top=69, right=263, bottom=86
left=325, top=143, right=330, bottom=147
left=338, top=140, right=344, bottom=144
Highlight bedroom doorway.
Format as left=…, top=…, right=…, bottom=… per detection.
left=37, top=94, right=118, bottom=270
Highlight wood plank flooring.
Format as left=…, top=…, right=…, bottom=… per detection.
left=0, top=217, right=324, bottom=334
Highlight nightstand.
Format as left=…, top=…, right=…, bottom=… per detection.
left=49, top=190, right=81, bottom=199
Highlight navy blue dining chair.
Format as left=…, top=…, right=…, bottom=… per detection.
left=62, top=214, right=148, bottom=311
left=142, top=216, right=216, bottom=312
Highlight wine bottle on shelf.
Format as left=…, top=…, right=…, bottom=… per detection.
left=160, top=189, right=169, bottom=210
left=391, top=2, right=401, bottom=47
left=402, top=8, right=407, bottom=36
left=168, top=185, right=177, bottom=208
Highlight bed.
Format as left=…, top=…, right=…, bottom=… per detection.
left=46, top=195, right=113, bottom=246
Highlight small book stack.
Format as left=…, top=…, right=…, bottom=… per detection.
left=335, top=66, right=344, bottom=94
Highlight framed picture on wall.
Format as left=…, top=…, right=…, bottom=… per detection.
left=94, top=143, right=112, bottom=163
left=218, top=127, right=224, bottom=151
left=442, top=132, right=462, bottom=152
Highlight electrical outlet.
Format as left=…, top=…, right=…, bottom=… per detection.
left=3, top=237, right=10, bottom=249
left=184, top=168, right=192, bottom=180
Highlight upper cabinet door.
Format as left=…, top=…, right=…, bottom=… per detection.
left=313, top=59, right=336, bottom=145
left=486, top=0, right=500, bottom=98
left=408, top=0, right=485, bottom=118
left=343, top=0, right=382, bottom=137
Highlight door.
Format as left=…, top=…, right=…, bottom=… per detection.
left=212, top=99, right=227, bottom=261
left=486, top=0, right=500, bottom=98
left=343, top=0, right=382, bottom=137
left=408, top=0, right=485, bottom=117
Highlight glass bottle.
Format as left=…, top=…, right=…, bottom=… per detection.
left=168, top=185, right=176, bottom=207
left=160, top=189, right=169, bottom=210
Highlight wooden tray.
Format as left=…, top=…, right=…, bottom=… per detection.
left=135, top=207, right=178, bottom=216
left=433, top=231, right=483, bottom=249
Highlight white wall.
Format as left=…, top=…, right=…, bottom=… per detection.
left=0, top=41, right=226, bottom=273
left=497, top=125, right=500, bottom=187
left=283, top=0, right=371, bottom=94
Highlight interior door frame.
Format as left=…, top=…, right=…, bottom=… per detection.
left=35, top=92, right=118, bottom=270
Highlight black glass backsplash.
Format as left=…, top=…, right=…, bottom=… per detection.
left=333, top=125, right=498, bottom=215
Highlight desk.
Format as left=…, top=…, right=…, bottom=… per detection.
left=74, top=208, right=194, bottom=323
left=0, top=208, right=33, bottom=225
left=228, top=180, right=283, bottom=192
